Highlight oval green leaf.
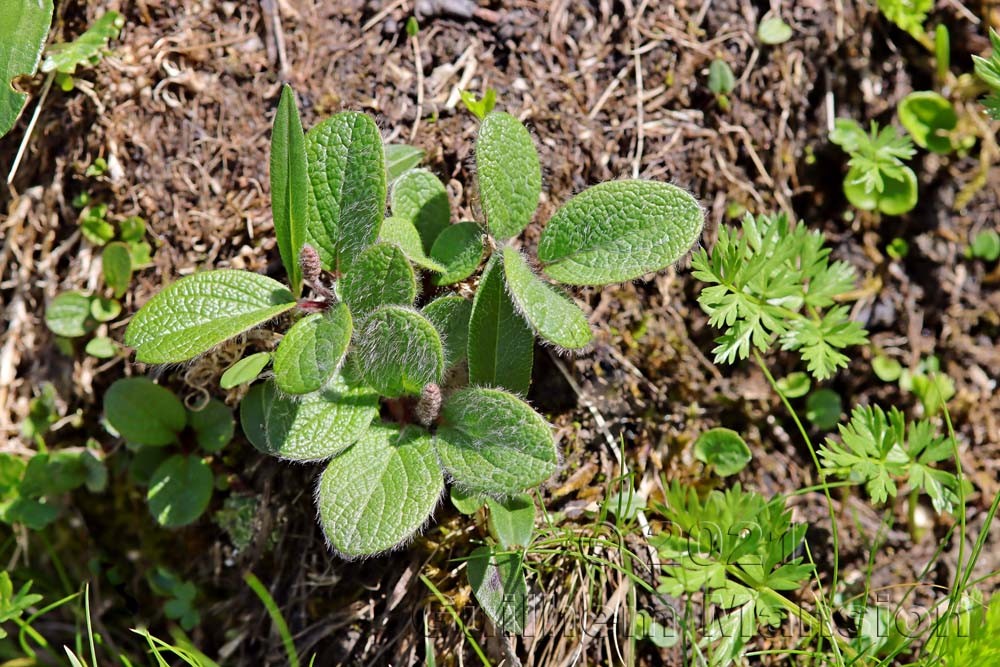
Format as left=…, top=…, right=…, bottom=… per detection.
left=220, top=351, right=272, bottom=389
left=467, top=254, right=533, bottom=395
left=239, top=377, right=378, bottom=461
left=273, top=302, right=352, bottom=395
left=338, top=243, right=416, bottom=317
left=538, top=180, right=704, bottom=285
left=693, top=427, right=752, bottom=477
left=899, top=91, right=956, bottom=154
left=187, top=398, right=234, bottom=453
left=125, top=270, right=296, bottom=364
left=147, top=454, right=213, bottom=527
left=356, top=306, right=444, bottom=397
left=317, top=424, right=444, bottom=558
left=476, top=112, right=541, bottom=240
left=390, top=168, right=451, bottom=251
left=102, top=241, right=133, bottom=298
left=104, top=378, right=186, bottom=446
left=90, top=296, right=121, bottom=323
left=502, top=246, right=592, bottom=349
left=85, top=336, right=117, bottom=359
left=379, top=216, right=446, bottom=272
left=430, top=221, right=484, bottom=285
left=435, top=387, right=556, bottom=495
left=45, top=291, right=95, bottom=338
left=305, top=112, right=386, bottom=271
left=422, top=295, right=472, bottom=369
left=270, top=85, right=309, bottom=295
left=486, top=494, right=535, bottom=548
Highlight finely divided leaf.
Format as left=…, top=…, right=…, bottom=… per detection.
left=502, top=246, right=592, bottom=349
left=380, top=216, right=446, bottom=272
left=338, top=242, right=416, bottom=317
left=390, top=168, right=451, bottom=251
left=435, top=387, right=556, bottom=495
left=356, top=306, right=444, bottom=397
left=430, top=221, right=484, bottom=285
left=240, top=377, right=378, bottom=461
left=467, top=254, right=534, bottom=395
left=125, top=270, right=296, bottom=364
left=476, top=112, right=541, bottom=240
left=422, top=295, right=472, bottom=368
left=273, top=303, right=352, bottom=394
left=104, top=377, right=186, bottom=446
left=270, top=85, right=309, bottom=295
left=317, top=424, right=444, bottom=557
left=305, top=112, right=386, bottom=271
left=538, top=180, right=704, bottom=285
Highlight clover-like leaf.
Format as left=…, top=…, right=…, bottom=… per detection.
left=422, top=295, right=472, bottom=368
left=125, top=270, right=296, bottom=364
left=187, top=398, right=234, bottom=454
left=147, top=454, right=213, bottom=528
left=538, top=180, right=704, bottom=285
left=45, top=291, right=95, bottom=338
left=270, top=85, right=309, bottom=295
left=391, top=168, right=451, bottom=251
left=104, top=378, right=186, bottom=446
left=467, top=546, right=528, bottom=634
left=0, top=0, right=53, bottom=138
left=355, top=306, right=444, bottom=397
left=305, top=112, right=386, bottom=271
left=476, top=112, right=541, bottom=240
left=338, top=243, right=416, bottom=317
left=273, top=303, right=352, bottom=395
left=435, top=387, right=556, bottom=495
left=102, top=241, right=132, bottom=298
left=384, top=143, right=425, bottom=182
left=468, top=255, right=533, bottom=395
left=240, top=377, right=378, bottom=461
left=486, top=494, right=535, bottom=548
left=220, top=351, right=271, bottom=389
left=502, top=246, right=592, bottom=350
left=379, top=216, right=446, bottom=272
left=898, top=91, right=957, bottom=155
left=694, top=428, right=752, bottom=477
left=317, top=424, right=444, bottom=558
left=430, top=221, right=484, bottom=285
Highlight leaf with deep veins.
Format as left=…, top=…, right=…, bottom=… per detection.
left=272, top=302, right=352, bottom=394
left=502, top=246, right=592, bottom=349
left=356, top=306, right=444, bottom=397
left=125, top=270, right=296, bottom=364
left=317, top=424, right=444, bottom=557
left=379, top=216, right=446, bottom=272
left=476, top=112, right=541, bottom=240
left=339, top=243, right=416, bottom=317
left=435, top=387, right=556, bottom=495
left=538, top=180, right=704, bottom=285
left=390, top=168, right=451, bottom=251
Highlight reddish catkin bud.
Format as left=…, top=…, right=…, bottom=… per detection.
left=415, top=383, right=442, bottom=427
left=299, top=244, right=321, bottom=285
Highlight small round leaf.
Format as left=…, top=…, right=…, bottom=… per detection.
left=187, top=398, right=235, bottom=453
left=102, top=241, right=133, bottom=298
left=147, top=454, right=214, bottom=527
left=104, top=378, right=186, bottom=446
left=273, top=303, right=352, bottom=395
left=45, top=291, right=95, bottom=338
left=693, top=428, right=752, bottom=477
left=390, top=168, right=451, bottom=251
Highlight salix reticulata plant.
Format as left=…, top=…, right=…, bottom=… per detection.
left=124, top=85, right=704, bottom=557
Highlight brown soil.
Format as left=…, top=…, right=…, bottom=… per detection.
left=1, top=0, right=998, bottom=665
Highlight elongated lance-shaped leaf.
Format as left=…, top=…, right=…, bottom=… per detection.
left=220, top=351, right=271, bottom=389
left=391, top=168, right=451, bottom=251
left=537, top=180, right=704, bottom=285
left=475, top=112, right=541, bottom=240
left=338, top=242, right=416, bottom=317
left=356, top=305, right=444, bottom=397
left=467, top=546, right=528, bottom=634
left=384, top=143, right=425, bottom=182
left=502, top=246, right=592, bottom=349
left=422, top=295, right=472, bottom=369
left=317, top=424, right=444, bottom=557
left=467, top=254, right=533, bottom=395
left=435, top=387, right=557, bottom=495
left=272, top=302, right=352, bottom=394
left=125, top=270, right=296, bottom=364
left=270, top=85, right=309, bottom=295
left=430, top=221, right=484, bottom=286
left=305, top=112, right=386, bottom=271
left=0, top=0, right=53, bottom=138
left=240, top=376, right=378, bottom=461
left=379, top=216, right=446, bottom=272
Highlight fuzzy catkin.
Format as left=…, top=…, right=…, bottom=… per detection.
left=299, top=244, right=322, bottom=285
left=416, top=383, right=442, bottom=427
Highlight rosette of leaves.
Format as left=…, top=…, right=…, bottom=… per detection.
left=829, top=119, right=918, bottom=215
left=123, top=85, right=704, bottom=557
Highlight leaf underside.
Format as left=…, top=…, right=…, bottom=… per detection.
left=356, top=305, right=444, bottom=397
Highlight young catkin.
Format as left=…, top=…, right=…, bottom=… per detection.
left=299, top=244, right=321, bottom=285
left=416, top=382, right=442, bottom=427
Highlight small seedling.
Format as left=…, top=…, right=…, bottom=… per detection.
left=829, top=119, right=918, bottom=215
left=877, top=0, right=931, bottom=42
left=0, top=573, right=44, bottom=639
left=103, top=378, right=234, bottom=527
left=123, top=86, right=704, bottom=557
left=693, top=427, right=751, bottom=477
left=805, top=388, right=842, bottom=430
left=757, top=17, right=793, bottom=45
left=148, top=568, right=200, bottom=630
left=972, top=29, right=1000, bottom=119
left=898, top=91, right=958, bottom=154
left=886, top=236, right=909, bottom=260
left=459, top=88, right=497, bottom=120
left=707, top=59, right=735, bottom=111
left=0, top=446, right=106, bottom=531
left=966, top=229, right=1000, bottom=261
